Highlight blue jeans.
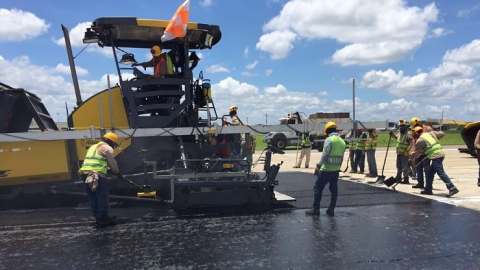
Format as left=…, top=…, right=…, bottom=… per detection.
left=82, top=174, right=109, bottom=219
left=354, top=149, right=364, bottom=172
left=312, top=171, right=339, bottom=211
left=415, top=155, right=430, bottom=186
left=366, top=149, right=377, bottom=175
left=425, top=157, right=456, bottom=191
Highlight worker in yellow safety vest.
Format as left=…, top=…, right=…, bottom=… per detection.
left=410, top=128, right=459, bottom=197
left=389, top=119, right=414, bottom=184
left=409, top=117, right=433, bottom=189
left=79, top=132, right=121, bottom=226
left=305, top=121, right=346, bottom=216
left=294, top=131, right=313, bottom=169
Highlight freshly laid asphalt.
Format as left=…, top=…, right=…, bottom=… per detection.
left=1, top=147, right=480, bottom=269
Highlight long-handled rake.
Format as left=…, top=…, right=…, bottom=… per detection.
left=369, top=135, right=392, bottom=184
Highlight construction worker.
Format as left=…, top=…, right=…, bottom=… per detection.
left=410, top=128, right=460, bottom=197
left=352, top=129, right=367, bottom=174
left=294, top=131, right=313, bottom=168
left=228, top=105, right=242, bottom=156
left=132, top=45, right=173, bottom=77
left=409, top=117, right=432, bottom=188
left=365, top=129, right=378, bottom=177
left=306, top=121, right=346, bottom=216
left=389, top=119, right=414, bottom=184
left=475, top=129, right=480, bottom=187
left=79, top=132, right=121, bottom=226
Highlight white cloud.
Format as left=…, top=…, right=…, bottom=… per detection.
left=53, top=22, right=111, bottom=57
left=0, top=55, right=130, bottom=122
left=257, top=0, right=438, bottom=65
left=265, top=69, right=273, bottom=76
left=0, top=8, right=50, bottom=41
left=443, top=39, right=480, bottom=67
left=256, top=30, right=297, bottom=60
left=361, top=60, right=480, bottom=102
left=430, top=28, right=447, bottom=37
left=207, top=64, right=230, bottom=73
left=265, top=84, right=287, bottom=94
left=243, top=47, right=249, bottom=58
left=246, top=60, right=258, bottom=70
left=200, top=0, right=213, bottom=7
left=55, top=63, right=89, bottom=76
left=241, top=71, right=255, bottom=77
left=457, top=5, right=480, bottom=18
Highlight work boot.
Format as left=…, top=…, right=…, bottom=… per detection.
left=305, top=166, right=309, bottom=169
left=446, top=188, right=459, bottom=198
left=97, top=215, right=117, bottom=226
left=349, top=170, right=357, bottom=173
left=305, top=208, right=320, bottom=216
left=293, top=166, right=300, bottom=168
left=477, top=180, right=480, bottom=187
left=412, top=184, right=424, bottom=189
left=420, top=190, right=433, bottom=195
left=326, top=209, right=335, bottom=217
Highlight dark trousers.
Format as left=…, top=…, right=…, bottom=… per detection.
left=349, top=148, right=356, bottom=170
left=354, top=149, right=364, bottom=172
left=395, top=154, right=409, bottom=180
left=425, top=157, right=456, bottom=192
left=415, top=155, right=430, bottom=186
left=83, top=174, right=109, bottom=220
left=312, top=171, right=339, bottom=211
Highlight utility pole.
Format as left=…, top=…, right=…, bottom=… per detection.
left=265, top=114, right=267, bottom=125
left=352, top=79, right=357, bottom=133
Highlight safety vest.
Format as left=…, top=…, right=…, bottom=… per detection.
left=321, top=135, right=346, bottom=171
left=396, top=133, right=409, bottom=153
left=420, top=132, right=443, bottom=158
left=79, top=142, right=108, bottom=175
left=301, top=133, right=312, bottom=148
left=356, top=132, right=367, bottom=149
left=365, top=134, right=377, bottom=150
left=154, top=53, right=173, bottom=76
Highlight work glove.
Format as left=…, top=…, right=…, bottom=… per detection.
left=389, top=131, right=394, bottom=137
left=116, top=172, right=123, bottom=179
left=403, top=151, right=409, bottom=157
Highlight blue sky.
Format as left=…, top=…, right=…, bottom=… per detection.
left=1, top=0, right=480, bottom=125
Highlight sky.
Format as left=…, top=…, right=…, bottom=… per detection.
left=1, top=0, right=480, bottom=126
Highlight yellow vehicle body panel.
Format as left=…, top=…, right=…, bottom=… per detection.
left=0, top=141, right=70, bottom=187
left=72, top=86, right=129, bottom=130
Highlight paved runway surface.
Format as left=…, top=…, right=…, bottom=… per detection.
left=1, top=146, right=480, bottom=269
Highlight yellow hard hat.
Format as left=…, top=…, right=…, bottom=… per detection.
left=103, top=132, right=119, bottom=146
left=150, top=45, right=162, bottom=57
left=410, top=117, right=420, bottom=128
left=324, top=121, right=337, bottom=135
left=412, top=126, right=423, bottom=133
left=398, top=119, right=407, bottom=126
left=229, top=105, right=238, bottom=113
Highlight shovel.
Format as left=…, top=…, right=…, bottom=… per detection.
left=368, top=134, right=391, bottom=185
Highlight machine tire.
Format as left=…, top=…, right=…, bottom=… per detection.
left=272, top=136, right=287, bottom=150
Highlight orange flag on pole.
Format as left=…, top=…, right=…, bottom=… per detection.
left=161, top=0, right=190, bottom=42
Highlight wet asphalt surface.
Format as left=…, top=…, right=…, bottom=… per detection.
left=1, top=171, right=480, bottom=269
